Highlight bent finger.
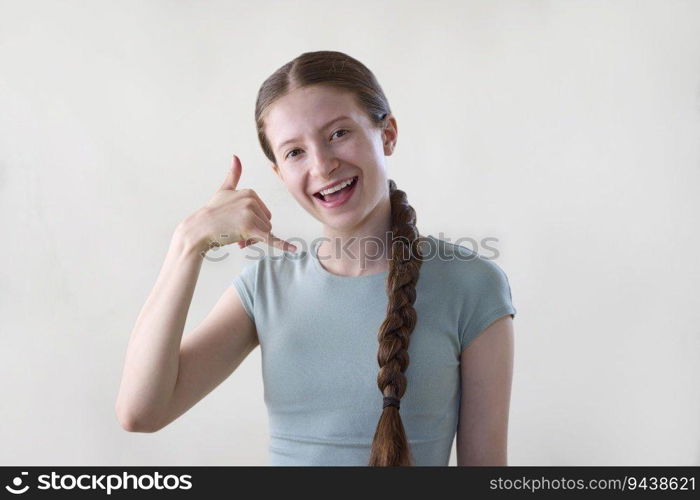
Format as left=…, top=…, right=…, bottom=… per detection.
left=237, top=238, right=256, bottom=249
left=248, top=191, right=272, bottom=221
left=265, top=232, right=298, bottom=253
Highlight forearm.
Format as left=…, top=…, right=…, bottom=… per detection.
left=115, top=222, right=206, bottom=430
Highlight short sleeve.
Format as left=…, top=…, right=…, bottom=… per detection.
left=459, top=260, right=517, bottom=352
left=230, top=260, right=258, bottom=322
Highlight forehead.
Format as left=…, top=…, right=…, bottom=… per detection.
left=265, top=86, right=367, bottom=145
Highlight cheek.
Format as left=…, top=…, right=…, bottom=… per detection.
left=352, top=136, right=383, bottom=163
left=280, top=169, right=303, bottom=187
left=287, top=180, right=313, bottom=203
left=336, top=134, right=370, bottom=156
left=291, top=185, right=308, bottom=202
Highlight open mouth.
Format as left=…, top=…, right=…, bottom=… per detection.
left=313, top=176, right=358, bottom=202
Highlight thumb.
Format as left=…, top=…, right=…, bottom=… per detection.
left=220, top=154, right=242, bottom=191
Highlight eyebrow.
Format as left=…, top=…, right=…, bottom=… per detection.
left=276, top=115, right=353, bottom=153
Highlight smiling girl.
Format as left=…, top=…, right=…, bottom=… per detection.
left=116, top=50, right=517, bottom=467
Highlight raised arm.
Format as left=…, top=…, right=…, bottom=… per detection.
left=115, top=155, right=295, bottom=432
left=114, top=224, right=203, bottom=431
left=146, top=282, right=259, bottom=432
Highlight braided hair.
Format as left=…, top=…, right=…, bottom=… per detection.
left=368, top=179, right=425, bottom=466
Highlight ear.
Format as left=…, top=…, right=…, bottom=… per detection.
left=381, top=114, right=398, bottom=156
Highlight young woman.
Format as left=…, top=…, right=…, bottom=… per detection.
left=115, top=50, right=517, bottom=467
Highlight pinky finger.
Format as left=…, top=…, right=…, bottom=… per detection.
left=237, top=238, right=256, bottom=249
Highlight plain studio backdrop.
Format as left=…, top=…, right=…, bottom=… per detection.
left=1, top=0, right=699, bottom=466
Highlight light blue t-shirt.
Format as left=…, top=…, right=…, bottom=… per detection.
left=230, top=234, right=516, bottom=466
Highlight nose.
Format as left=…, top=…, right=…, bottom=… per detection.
left=308, top=143, right=340, bottom=180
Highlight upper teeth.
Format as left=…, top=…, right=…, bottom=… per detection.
left=319, top=177, right=354, bottom=196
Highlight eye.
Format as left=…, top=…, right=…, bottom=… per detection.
left=284, top=130, right=350, bottom=160
left=332, top=129, right=349, bottom=139
left=286, top=148, right=302, bottom=160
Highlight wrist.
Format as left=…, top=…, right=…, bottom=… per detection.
left=172, top=218, right=207, bottom=259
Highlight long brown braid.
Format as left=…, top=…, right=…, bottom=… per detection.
left=368, top=179, right=425, bottom=466
left=254, top=50, right=426, bottom=466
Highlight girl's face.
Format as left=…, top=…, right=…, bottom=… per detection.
left=264, top=85, right=397, bottom=231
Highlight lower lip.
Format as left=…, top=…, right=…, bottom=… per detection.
left=314, top=176, right=359, bottom=209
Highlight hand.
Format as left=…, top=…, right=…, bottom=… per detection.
left=182, top=155, right=298, bottom=255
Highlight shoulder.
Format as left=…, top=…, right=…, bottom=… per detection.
left=420, top=236, right=517, bottom=351
left=420, top=235, right=512, bottom=291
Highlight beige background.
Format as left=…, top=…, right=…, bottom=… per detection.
left=1, top=0, right=699, bottom=465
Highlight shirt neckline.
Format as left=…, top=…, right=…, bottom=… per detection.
left=309, top=235, right=436, bottom=280
left=310, top=239, right=388, bottom=280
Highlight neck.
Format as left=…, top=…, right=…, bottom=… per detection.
left=316, top=195, right=393, bottom=277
